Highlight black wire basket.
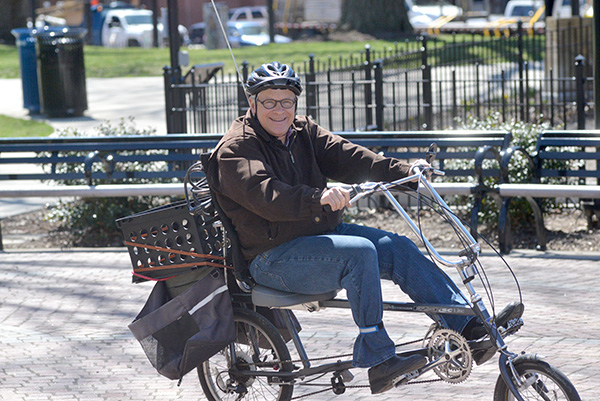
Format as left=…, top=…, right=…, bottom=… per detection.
left=116, top=163, right=229, bottom=283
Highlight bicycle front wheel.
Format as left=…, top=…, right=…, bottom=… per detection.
left=198, top=307, right=294, bottom=401
left=493, top=354, right=581, bottom=401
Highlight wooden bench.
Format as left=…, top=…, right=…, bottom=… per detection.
left=497, top=130, right=600, bottom=253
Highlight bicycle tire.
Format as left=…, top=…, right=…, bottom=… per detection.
left=198, top=307, right=294, bottom=401
left=493, top=354, right=581, bottom=401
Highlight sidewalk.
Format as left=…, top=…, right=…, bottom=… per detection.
left=1, top=77, right=167, bottom=135
left=0, top=77, right=166, bottom=219
left=0, top=249, right=598, bottom=400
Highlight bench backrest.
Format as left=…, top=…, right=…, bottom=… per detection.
left=534, top=130, right=600, bottom=183
left=0, top=130, right=512, bottom=185
left=338, top=130, right=512, bottom=180
left=0, top=134, right=222, bottom=184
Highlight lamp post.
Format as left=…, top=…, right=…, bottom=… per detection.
left=151, top=0, right=159, bottom=48
left=30, top=0, right=36, bottom=23
left=594, top=0, right=600, bottom=128
left=167, top=0, right=180, bottom=72
left=166, top=0, right=186, bottom=134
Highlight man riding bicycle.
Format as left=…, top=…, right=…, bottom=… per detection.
left=203, top=61, right=523, bottom=394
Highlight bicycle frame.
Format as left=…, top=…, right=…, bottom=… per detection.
left=226, top=171, right=526, bottom=401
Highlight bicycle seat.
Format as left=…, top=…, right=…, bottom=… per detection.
left=252, top=284, right=339, bottom=308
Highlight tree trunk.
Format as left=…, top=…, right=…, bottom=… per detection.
left=340, top=0, right=413, bottom=35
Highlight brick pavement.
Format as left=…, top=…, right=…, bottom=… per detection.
left=0, top=248, right=598, bottom=401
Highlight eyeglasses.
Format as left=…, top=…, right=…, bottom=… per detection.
left=256, top=98, right=297, bottom=110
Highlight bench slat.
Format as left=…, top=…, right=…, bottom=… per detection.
left=499, top=183, right=600, bottom=198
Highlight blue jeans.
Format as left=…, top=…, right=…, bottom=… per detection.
left=249, top=223, right=472, bottom=368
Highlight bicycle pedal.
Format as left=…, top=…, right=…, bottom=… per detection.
left=338, top=369, right=354, bottom=383
left=502, top=318, right=524, bottom=336
left=393, top=369, right=420, bottom=387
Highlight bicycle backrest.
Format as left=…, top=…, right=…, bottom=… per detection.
left=199, top=153, right=256, bottom=289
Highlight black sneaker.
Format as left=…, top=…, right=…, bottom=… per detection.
left=495, top=301, right=524, bottom=330
left=465, top=302, right=525, bottom=365
left=368, top=354, right=427, bottom=394
left=462, top=301, right=525, bottom=340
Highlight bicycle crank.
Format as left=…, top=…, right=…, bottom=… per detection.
left=426, top=328, right=473, bottom=384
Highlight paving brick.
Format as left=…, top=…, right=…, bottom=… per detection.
left=0, top=249, right=598, bottom=400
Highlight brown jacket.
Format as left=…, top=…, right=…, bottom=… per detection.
left=205, top=111, right=414, bottom=261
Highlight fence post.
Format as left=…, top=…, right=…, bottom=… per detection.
left=517, top=20, right=525, bottom=122
left=364, top=45, right=373, bottom=129
left=475, top=63, right=481, bottom=120
left=237, top=61, right=249, bottom=116
left=163, top=66, right=177, bottom=133
left=452, top=69, right=457, bottom=129
left=420, top=36, right=432, bottom=130
left=163, top=66, right=187, bottom=134
left=306, top=54, right=317, bottom=120
left=373, top=59, right=384, bottom=131
left=575, top=54, right=586, bottom=129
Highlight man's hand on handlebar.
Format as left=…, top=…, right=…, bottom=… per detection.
left=410, top=159, right=433, bottom=180
left=320, top=187, right=351, bottom=211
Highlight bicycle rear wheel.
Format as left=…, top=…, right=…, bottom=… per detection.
left=198, top=307, right=294, bottom=401
left=493, top=354, right=581, bottom=401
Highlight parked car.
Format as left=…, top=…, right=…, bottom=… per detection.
left=228, top=6, right=269, bottom=23
left=406, top=0, right=463, bottom=20
left=503, top=0, right=545, bottom=18
left=551, top=0, right=592, bottom=17
left=227, top=21, right=291, bottom=47
left=189, top=22, right=205, bottom=44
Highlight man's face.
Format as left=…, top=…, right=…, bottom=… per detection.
left=249, top=88, right=296, bottom=142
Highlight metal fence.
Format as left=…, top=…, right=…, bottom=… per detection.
left=164, top=17, right=595, bottom=134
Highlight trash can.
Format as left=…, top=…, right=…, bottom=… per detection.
left=34, top=27, right=88, bottom=118
left=11, top=28, right=41, bottom=114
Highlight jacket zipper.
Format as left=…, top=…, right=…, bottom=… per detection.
left=287, top=133, right=296, bottom=164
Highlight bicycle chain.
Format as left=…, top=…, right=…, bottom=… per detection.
left=233, top=337, right=431, bottom=400
left=233, top=336, right=442, bottom=399
left=236, top=338, right=424, bottom=367
left=287, top=329, right=471, bottom=399
left=291, top=377, right=445, bottom=399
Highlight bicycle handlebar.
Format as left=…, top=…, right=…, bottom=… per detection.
left=347, top=168, right=480, bottom=269
left=348, top=167, right=444, bottom=205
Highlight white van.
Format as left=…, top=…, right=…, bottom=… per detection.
left=102, top=9, right=156, bottom=48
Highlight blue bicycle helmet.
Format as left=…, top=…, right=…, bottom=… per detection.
left=246, top=62, right=302, bottom=96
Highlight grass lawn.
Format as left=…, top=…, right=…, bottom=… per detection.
left=1, top=33, right=544, bottom=79
left=0, top=114, right=53, bottom=138
left=1, top=39, right=409, bottom=79
left=0, top=39, right=402, bottom=138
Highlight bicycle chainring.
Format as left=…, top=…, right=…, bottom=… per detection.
left=427, top=328, right=473, bottom=384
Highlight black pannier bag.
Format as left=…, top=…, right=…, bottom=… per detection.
left=128, top=268, right=235, bottom=381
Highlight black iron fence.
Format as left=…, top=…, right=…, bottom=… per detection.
left=164, top=17, right=595, bottom=133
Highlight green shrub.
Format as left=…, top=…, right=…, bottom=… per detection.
left=43, top=119, right=180, bottom=247
left=452, top=112, right=578, bottom=232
